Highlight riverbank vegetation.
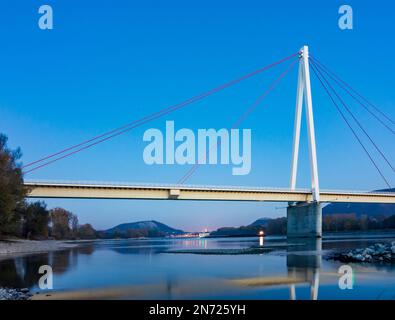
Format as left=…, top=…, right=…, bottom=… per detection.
left=0, top=134, right=97, bottom=240
left=210, top=214, right=395, bottom=237
left=322, top=213, right=395, bottom=232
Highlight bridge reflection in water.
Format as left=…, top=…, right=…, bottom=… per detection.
left=287, top=239, right=321, bottom=300
left=228, top=238, right=322, bottom=300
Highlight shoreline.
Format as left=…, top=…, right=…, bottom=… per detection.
left=0, top=239, right=96, bottom=300
left=0, top=239, right=86, bottom=261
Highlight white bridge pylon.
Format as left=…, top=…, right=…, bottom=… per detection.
left=290, top=45, right=320, bottom=202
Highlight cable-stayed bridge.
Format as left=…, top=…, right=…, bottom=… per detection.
left=22, top=46, right=395, bottom=238
left=26, top=181, right=395, bottom=204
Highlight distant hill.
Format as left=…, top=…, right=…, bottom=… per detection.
left=101, top=220, right=184, bottom=238
left=323, top=188, right=395, bottom=219
left=249, top=218, right=272, bottom=227
left=210, top=217, right=286, bottom=237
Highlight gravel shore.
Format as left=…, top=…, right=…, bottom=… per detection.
left=0, top=287, right=32, bottom=300
left=327, top=242, right=395, bottom=263
left=0, top=239, right=79, bottom=258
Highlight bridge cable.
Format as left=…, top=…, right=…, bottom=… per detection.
left=310, top=55, right=395, bottom=128
left=310, top=58, right=395, bottom=174
left=23, top=52, right=299, bottom=174
left=177, top=57, right=299, bottom=185
left=310, top=56, right=395, bottom=136
left=309, top=61, right=392, bottom=189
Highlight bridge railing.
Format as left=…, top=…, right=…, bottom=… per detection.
left=24, top=179, right=395, bottom=195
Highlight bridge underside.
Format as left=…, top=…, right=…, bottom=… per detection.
left=25, top=182, right=395, bottom=204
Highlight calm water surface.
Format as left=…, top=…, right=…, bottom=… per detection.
left=1, top=234, right=395, bottom=300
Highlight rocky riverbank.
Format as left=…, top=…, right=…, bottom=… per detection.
left=328, top=242, right=395, bottom=263
left=0, top=287, right=32, bottom=300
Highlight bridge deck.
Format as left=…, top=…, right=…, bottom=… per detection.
left=24, top=181, right=395, bottom=203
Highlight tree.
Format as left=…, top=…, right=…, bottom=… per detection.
left=71, top=214, right=79, bottom=238
left=77, top=224, right=97, bottom=239
left=20, top=201, right=49, bottom=239
left=49, top=207, right=73, bottom=239
left=0, top=134, right=27, bottom=236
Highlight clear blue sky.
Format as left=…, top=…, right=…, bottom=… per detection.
left=1, top=0, right=394, bottom=231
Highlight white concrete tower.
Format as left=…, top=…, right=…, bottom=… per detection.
left=290, top=45, right=320, bottom=202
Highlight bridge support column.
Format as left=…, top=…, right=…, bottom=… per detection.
left=287, top=202, right=322, bottom=238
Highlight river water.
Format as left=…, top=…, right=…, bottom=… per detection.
left=1, top=234, right=395, bottom=300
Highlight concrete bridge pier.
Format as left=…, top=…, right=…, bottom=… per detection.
left=287, top=202, right=322, bottom=238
